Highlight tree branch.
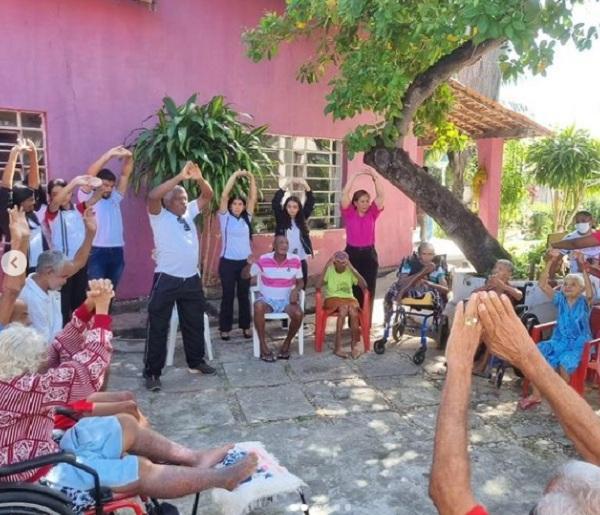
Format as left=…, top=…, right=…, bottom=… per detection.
left=396, top=38, right=506, bottom=139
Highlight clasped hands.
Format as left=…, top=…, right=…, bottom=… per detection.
left=445, top=291, right=533, bottom=372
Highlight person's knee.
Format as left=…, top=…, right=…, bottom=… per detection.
left=288, top=306, right=304, bottom=320
left=115, top=413, right=139, bottom=434
left=254, top=302, right=266, bottom=316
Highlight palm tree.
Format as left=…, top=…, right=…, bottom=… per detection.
left=527, top=126, right=600, bottom=231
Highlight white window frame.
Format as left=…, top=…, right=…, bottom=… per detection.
left=254, top=134, right=343, bottom=233
left=0, top=109, right=47, bottom=185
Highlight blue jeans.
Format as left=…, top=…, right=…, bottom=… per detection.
left=88, top=246, right=125, bottom=288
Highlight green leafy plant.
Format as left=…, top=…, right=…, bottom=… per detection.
left=527, top=126, right=600, bottom=231
left=526, top=203, right=554, bottom=241
left=499, top=140, right=530, bottom=242
left=509, top=242, right=547, bottom=279
left=129, top=94, right=272, bottom=284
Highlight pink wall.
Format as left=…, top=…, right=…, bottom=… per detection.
left=476, top=138, right=504, bottom=237
left=0, top=0, right=415, bottom=298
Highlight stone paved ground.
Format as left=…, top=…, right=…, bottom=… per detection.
left=108, top=277, right=600, bottom=515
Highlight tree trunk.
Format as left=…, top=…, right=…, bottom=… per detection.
left=364, top=146, right=510, bottom=273
left=447, top=148, right=473, bottom=201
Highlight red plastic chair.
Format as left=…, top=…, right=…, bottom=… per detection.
left=84, top=495, right=146, bottom=514
left=522, top=321, right=600, bottom=397
left=314, top=290, right=371, bottom=353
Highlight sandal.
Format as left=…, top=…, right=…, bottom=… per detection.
left=277, top=351, right=291, bottom=360
left=242, top=330, right=252, bottom=339
left=220, top=332, right=231, bottom=341
left=518, top=396, right=541, bottom=411
left=334, top=350, right=349, bottom=359
left=260, top=352, right=276, bottom=363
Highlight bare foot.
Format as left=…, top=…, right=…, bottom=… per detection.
left=334, top=349, right=348, bottom=359
left=219, top=453, right=259, bottom=491
left=194, top=444, right=234, bottom=468
left=351, top=342, right=363, bottom=360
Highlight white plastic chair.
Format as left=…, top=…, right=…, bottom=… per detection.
left=250, top=285, right=305, bottom=358
left=166, top=306, right=213, bottom=366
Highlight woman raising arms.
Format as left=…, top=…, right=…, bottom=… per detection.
left=218, top=170, right=257, bottom=340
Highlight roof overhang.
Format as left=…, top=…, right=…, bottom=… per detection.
left=418, top=79, right=552, bottom=145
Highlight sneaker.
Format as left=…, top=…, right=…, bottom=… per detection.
left=188, top=361, right=217, bottom=375
left=145, top=375, right=162, bottom=392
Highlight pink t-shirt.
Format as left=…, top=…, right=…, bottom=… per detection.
left=341, top=203, right=382, bottom=247
left=593, top=231, right=600, bottom=243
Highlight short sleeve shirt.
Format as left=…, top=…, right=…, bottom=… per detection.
left=45, top=204, right=86, bottom=260
left=88, top=191, right=124, bottom=248
left=341, top=202, right=382, bottom=247
left=324, top=266, right=357, bottom=299
left=18, top=275, right=62, bottom=343
left=562, top=230, right=600, bottom=272
left=218, top=211, right=251, bottom=260
left=149, top=202, right=200, bottom=278
left=250, top=252, right=302, bottom=301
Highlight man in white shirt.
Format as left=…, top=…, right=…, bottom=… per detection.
left=143, top=161, right=215, bottom=392
left=82, top=146, right=133, bottom=290
left=18, top=208, right=96, bottom=342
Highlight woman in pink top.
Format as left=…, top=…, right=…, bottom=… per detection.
left=341, top=168, right=384, bottom=315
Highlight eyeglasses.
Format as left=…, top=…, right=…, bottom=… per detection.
left=177, top=216, right=191, bottom=231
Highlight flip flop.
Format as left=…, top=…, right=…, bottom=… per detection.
left=277, top=352, right=291, bottom=360
left=220, top=333, right=231, bottom=341
left=242, top=330, right=252, bottom=339
left=518, top=396, right=542, bottom=411
left=260, top=352, right=276, bottom=363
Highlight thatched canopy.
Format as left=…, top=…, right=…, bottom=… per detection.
left=419, top=79, right=551, bottom=145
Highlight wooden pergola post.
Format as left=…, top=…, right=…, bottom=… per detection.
left=476, top=137, right=504, bottom=237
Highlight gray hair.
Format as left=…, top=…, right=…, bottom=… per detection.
left=0, top=323, right=47, bottom=380
left=417, top=242, right=435, bottom=255
left=564, top=273, right=585, bottom=288
left=494, top=259, right=514, bottom=273
left=163, top=185, right=186, bottom=205
left=533, top=461, right=600, bottom=514
left=36, top=251, right=67, bottom=274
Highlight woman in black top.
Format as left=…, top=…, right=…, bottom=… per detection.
left=271, top=178, right=314, bottom=287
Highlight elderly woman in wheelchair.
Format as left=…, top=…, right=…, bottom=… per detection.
left=0, top=279, right=257, bottom=514
left=374, top=242, right=450, bottom=363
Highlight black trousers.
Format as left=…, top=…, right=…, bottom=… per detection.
left=300, top=259, right=308, bottom=289
left=218, top=258, right=251, bottom=332
left=144, top=272, right=206, bottom=378
left=61, top=266, right=88, bottom=326
left=346, top=245, right=378, bottom=308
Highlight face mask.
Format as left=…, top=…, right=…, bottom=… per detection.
left=575, top=222, right=590, bottom=234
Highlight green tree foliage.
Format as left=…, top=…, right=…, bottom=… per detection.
left=527, top=126, right=600, bottom=231
left=244, top=0, right=597, bottom=272
left=499, top=140, right=530, bottom=241
left=245, top=0, right=597, bottom=155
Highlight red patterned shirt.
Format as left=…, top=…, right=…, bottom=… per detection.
left=0, top=304, right=112, bottom=482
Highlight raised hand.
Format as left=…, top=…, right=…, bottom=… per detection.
left=189, top=163, right=203, bottom=181
left=573, top=250, right=587, bottom=268
left=8, top=206, right=30, bottom=243
left=477, top=292, right=532, bottom=366
left=548, top=248, right=562, bottom=261
left=178, top=161, right=195, bottom=180
left=83, top=207, right=97, bottom=234
left=93, top=279, right=115, bottom=315
left=445, top=293, right=482, bottom=370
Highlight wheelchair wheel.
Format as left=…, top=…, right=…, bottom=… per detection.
left=521, top=313, right=539, bottom=335
left=373, top=338, right=387, bottom=355
left=0, top=490, right=73, bottom=514
left=412, top=348, right=426, bottom=365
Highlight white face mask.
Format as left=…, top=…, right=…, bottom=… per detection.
left=575, top=222, right=591, bottom=234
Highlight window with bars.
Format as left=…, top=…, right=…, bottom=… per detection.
left=254, top=135, right=343, bottom=233
left=0, top=110, right=47, bottom=185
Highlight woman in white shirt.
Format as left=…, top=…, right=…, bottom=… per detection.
left=218, top=170, right=257, bottom=340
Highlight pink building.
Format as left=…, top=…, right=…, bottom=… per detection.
left=0, top=0, right=548, bottom=299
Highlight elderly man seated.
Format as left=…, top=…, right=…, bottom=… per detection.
left=0, top=279, right=257, bottom=501
left=243, top=234, right=304, bottom=362
left=430, top=292, right=600, bottom=514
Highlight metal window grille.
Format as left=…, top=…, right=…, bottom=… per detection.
left=254, top=135, right=343, bottom=233
left=0, top=110, right=47, bottom=185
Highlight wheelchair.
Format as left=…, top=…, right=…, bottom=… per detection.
left=0, top=451, right=199, bottom=514
left=373, top=254, right=450, bottom=364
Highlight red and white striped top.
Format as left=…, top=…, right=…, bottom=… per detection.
left=250, top=252, right=303, bottom=300
left=0, top=304, right=112, bottom=483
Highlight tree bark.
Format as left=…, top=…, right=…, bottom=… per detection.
left=447, top=148, right=473, bottom=201
left=364, top=146, right=510, bottom=273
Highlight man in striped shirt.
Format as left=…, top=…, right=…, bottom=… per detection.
left=244, top=235, right=304, bottom=362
